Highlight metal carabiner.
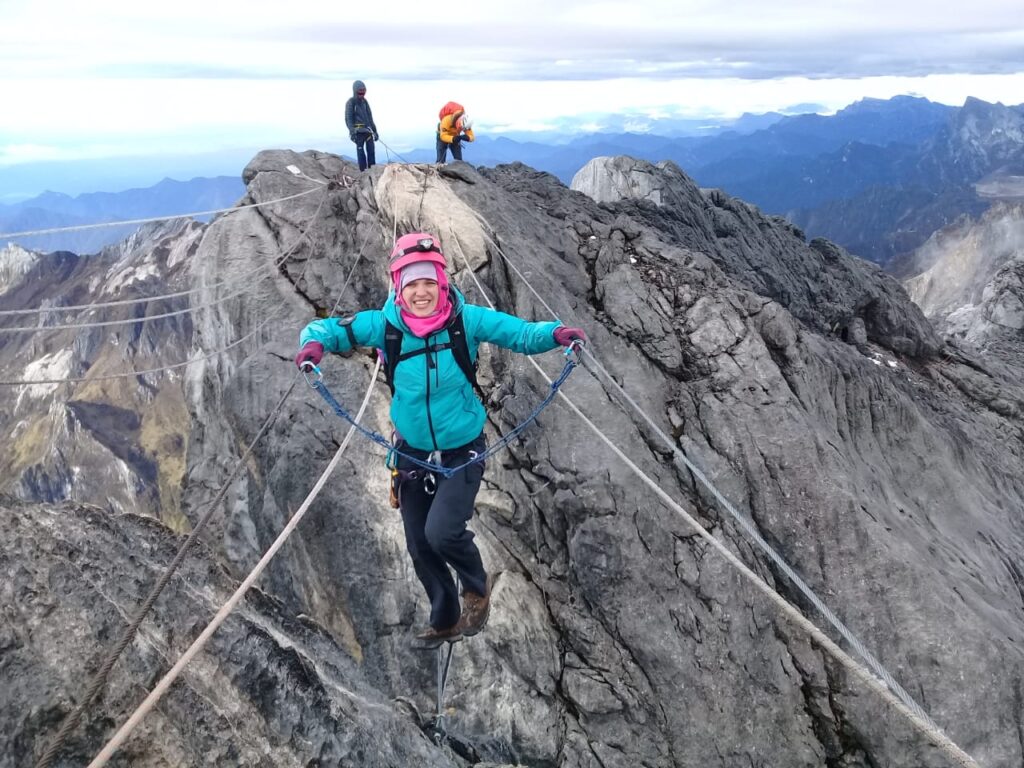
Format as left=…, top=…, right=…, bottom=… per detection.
left=564, top=338, right=585, bottom=364
left=423, top=449, right=442, bottom=495
left=300, top=362, right=323, bottom=388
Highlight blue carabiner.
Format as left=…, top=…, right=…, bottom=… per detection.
left=300, top=362, right=323, bottom=388
left=563, top=338, right=585, bottom=364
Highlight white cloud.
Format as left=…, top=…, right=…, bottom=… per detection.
left=0, top=0, right=1021, bottom=176
left=3, top=1, right=1022, bottom=80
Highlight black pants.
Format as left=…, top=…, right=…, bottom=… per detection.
left=354, top=134, right=376, bottom=170
left=397, top=434, right=487, bottom=630
left=435, top=135, right=463, bottom=164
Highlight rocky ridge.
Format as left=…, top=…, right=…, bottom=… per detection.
left=0, top=221, right=202, bottom=526
left=905, top=201, right=1024, bottom=349
left=3, top=152, right=1023, bottom=767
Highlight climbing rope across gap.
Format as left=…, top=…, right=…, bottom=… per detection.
left=0, top=188, right=331, bottom=386
left=0, top=222, right=308, bottom=318
left=480, top=229, right=941, bottom=725
left=33, top=183, right=346, bottom=763
left=2, top=280, right=264, bottom=334
left=449, top=235, right=980, bottom=768
left=37, top=189, right=376, bottom=764
left=33, top=377, right=301, bottom=768
left=433, top=641, right=457, bottom=748
left=0, top=185, right=322, bottom=240
left=377, top=139, right=414, bottom=165
left=85, top=360, right=381, bottom=768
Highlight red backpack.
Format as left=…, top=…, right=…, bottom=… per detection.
left=438, top=101, right=464, bottom=120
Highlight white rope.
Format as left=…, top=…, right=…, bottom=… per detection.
left=476, top=230, right=940, bottom=720
left=1, top=281, right=257, bottom=333
left=86, top=360, right=380, bottom=767
left=0, top=189, right=330, bottom=385
left=0, top=186, right=321, bottom=240
left=0, top=313, right=277, bottom=387
left=449, top=236, right=979, bottom=768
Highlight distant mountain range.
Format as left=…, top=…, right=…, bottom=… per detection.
left=0, top=176, right=245, bottom=254
left=464, top=96, right=1023, bottom=266
left=4, top=95, right=1022, bottom=268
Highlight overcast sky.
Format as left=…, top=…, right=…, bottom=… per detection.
left=1, top=0, right=1022, bottom=179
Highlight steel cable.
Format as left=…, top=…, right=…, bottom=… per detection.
left=448, top=224, right=979, bottom=768
left=0, top=186, right=321, bottom=240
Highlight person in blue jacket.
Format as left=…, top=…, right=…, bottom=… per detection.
left=295, top=232, right=586, bottom=649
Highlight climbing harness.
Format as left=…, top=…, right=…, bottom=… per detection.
left=300, top=340, right=582, bottom=478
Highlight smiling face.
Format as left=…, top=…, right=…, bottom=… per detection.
left=401, top=278, right=440, bottom=317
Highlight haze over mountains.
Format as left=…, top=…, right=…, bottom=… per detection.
left=4, top=95, right=1022, bottom=271
left=0, top=176, right=245, bottom=254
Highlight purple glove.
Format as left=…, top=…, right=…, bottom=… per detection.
left=553, top=326, right=587, bottom=347
left=295, top=341, right=324, bottom=370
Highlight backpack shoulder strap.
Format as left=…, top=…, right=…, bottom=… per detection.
left=383, top=321, right=403, bottom=395
left=382, top=312, right=483, bottom=399
left=447, top=311, right=484, bottom=400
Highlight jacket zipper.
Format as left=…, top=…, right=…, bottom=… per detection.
left=424, top=334, right=439, bottom=450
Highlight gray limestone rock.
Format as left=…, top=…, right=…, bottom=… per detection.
left=0, top=499, right=458, bottom=767
left=4, top=151, right=1024, bottom=767
left=906, top=201, right=1024, bottom=352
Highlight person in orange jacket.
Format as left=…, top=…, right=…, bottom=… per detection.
left=436, top=102, right=475, bottom=164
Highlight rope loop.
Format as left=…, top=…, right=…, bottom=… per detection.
left=311, top=354, right=578, bottom=478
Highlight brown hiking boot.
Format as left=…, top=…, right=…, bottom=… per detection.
left=411, top=622, right=462, bottom=651
left=458, top=574, right=494, bottom=637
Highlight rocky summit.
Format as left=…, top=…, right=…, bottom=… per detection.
left=2, top=151, right=1023, bottom=767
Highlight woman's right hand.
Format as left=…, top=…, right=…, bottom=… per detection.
left=295, top=341, right=324, bottom=370
left=553, top=326, right=587, bottom=347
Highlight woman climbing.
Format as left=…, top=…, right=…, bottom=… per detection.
left=295, top=232, right=586, bottom=649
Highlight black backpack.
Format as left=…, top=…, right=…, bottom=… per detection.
left=381, top=311, right=483, bottom=399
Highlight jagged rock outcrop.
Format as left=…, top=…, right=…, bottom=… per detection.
left=905, top=201, right=1024, bottom=349
left=573, top=156, right=942, bottom=357
left=0, top=242, right=39, bottom=293
left=4, top=151, right=1024, bottom=767
left=571, top=156, right=683, bottom=207
left=1, top=498, right=460, bottom=768
left=924, top=97, right=1024, bottom=186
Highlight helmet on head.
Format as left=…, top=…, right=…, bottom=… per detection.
left=389, top=232, right=447, bottom=275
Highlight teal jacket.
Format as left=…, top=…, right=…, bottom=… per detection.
left=300, top=290, right=561, bottom=451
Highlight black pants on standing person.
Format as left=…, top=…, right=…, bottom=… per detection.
left=396, top=434, right=488, bottom=633
left=435, top=135, right=463, bottom=164
left=354, top=132, right=376, bottom=171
